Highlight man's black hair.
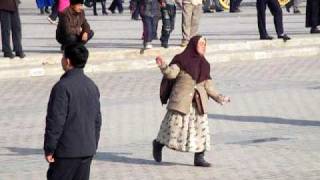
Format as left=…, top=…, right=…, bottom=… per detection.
left=70, top=0, right=84, bottom=5
left=64, top=44, right=89, bottom=68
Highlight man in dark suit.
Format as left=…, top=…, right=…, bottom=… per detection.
left=256, top=0, right=290, bottom=41
left=44, top=44, right=102, bottom=180
left=306, top=0, right=320, bottom=33
left=0, top=0, right=25, bottom=58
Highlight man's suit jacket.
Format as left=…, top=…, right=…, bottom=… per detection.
left=44, top=68, right=102, bottom=158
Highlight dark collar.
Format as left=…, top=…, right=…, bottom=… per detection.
left=61, top=68, right=84, bottom=79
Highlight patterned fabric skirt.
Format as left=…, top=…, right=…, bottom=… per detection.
left=156, top=104, right=211, bottom=153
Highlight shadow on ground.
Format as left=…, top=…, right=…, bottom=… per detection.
left=1, top=147, right=192, bottom=166
left=208, top=114, right=320, bottom=127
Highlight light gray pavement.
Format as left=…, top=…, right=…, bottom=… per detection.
left=0, top=56, right=319, bottom=179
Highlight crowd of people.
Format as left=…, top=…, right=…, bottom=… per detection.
left=1, top=0, right=320, bottom=58
left=0, top=0, right=319, bottom=180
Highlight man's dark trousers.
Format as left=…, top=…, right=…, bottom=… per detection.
left=0, top=9, right=23, bottom=55
left=49, top=0, right=59, bottom=21
left=47, top=156, right=93, bottom=180
left=256, top=0, right=284, bottom=38
left=109, top=0, right=123, bottom=13
left=230, top=0, right=242, bottom=12
left=160, top=4, right=176, bottom=45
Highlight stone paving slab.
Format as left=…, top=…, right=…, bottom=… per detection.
left=0, top=56, right=319, bottom=179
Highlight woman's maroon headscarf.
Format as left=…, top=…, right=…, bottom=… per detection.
left=160, top=35, right=212, bottom=104
left=170, top=35, right=211, bottom=83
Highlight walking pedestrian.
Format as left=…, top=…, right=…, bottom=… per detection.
left=130, top=0, right=140, bottom=20
left=256, top=0, right=291, bottom=41
left=133, top=0, right=161, bottom=49
left=203, top=0, right=224, bottom=13
left=44, top=44, right=102, bottom=180
left=285, top=0, right=301, bottom=14
left=306, top=0, right=320, bottom=33
left=0, top=0, right=25, bottom=59
left=181, top=0, right=202, bottom=47
left=36, top=0, right=53, bottom=15
left=108, top=0, right=124, bottom=14
left=153, top=35, right=230, bottom=167
left=93, top=0, right=108, bottom=16
left=56, top=0, right=94, bottom=50
left=47, top=0, right=59, bottom=24
left=159, top=0, right=176, bottom=48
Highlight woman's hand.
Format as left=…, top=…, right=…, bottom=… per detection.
left=222, top=96, right=231, bottom=104
left=218, top=95, right=231, bottom=105
left=156, top=56, right=165, bottom=67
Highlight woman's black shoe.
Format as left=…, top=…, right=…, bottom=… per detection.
left=152, top=139, right=164, bottom=162
left=260, top=35, right=273, bottom=40
left=310, top=28, right=320, bottom=34
left=4, top=53, right=15, bottom=59
left=102, top=11, right=108, bottom=15
left=278, top=34, right=291, bottom=42
left=194, top=152, right=211, bottom=167
left=16, top=52, right=25, bottom=59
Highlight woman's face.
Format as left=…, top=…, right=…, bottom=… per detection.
left=196, top=38, right=206, bottom=56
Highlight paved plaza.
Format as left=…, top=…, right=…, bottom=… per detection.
left=0, top=56, right=319, bottom=179
left=0, top=0, right=320, bottom=179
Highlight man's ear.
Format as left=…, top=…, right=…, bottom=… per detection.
left=66, top=58, right=73, bottom=68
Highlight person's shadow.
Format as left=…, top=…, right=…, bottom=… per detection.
left=208, top=114, right=320, bottom=127
left=1, top=147, right=192, bottom=166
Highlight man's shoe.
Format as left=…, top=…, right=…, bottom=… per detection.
left=278, top=34, right=291, bottom=42
left=108, top=8, right=115, bottom=14
left=293, top=8, right=301, bottom=14
left=4, top=53, right=15, bottom=59
left=260, top=35, right=273, bottom=40
left=102, top=11, right=108, bottom=15
left=152, top=140, right=164, bottom=162
left=194, top=152, right=211, bottom=167
left=47, top=16, right=58, bottom=24
left=16, top=52, right=26, bottom=59
left=230, top=8, right=241, bottom=13
left=40, top=8, right=45, bottom=15
left=161, top=43, right=169, bottom=48
left=203, top=10, right=214, bottom=13
left=310, top=28, right=320, bottom=34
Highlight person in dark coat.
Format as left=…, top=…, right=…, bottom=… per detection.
left=256, top=0, right=290, bottom=41
left=93, top=0, right=108, bottom=16
left=44, top=44, right=102, bottom=180
left=36, top=0, right=53, bottom=14
left=306, top=0, right=320, bottom=33
left=0, top=0, right=25, bottom=59
left=108, top=0, right=124, bottom=14
left=132, top=0, right=161, bottom=49
left=56, top=0, right=94, bottom=50
left=158, top=0, right=176, bottom=48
